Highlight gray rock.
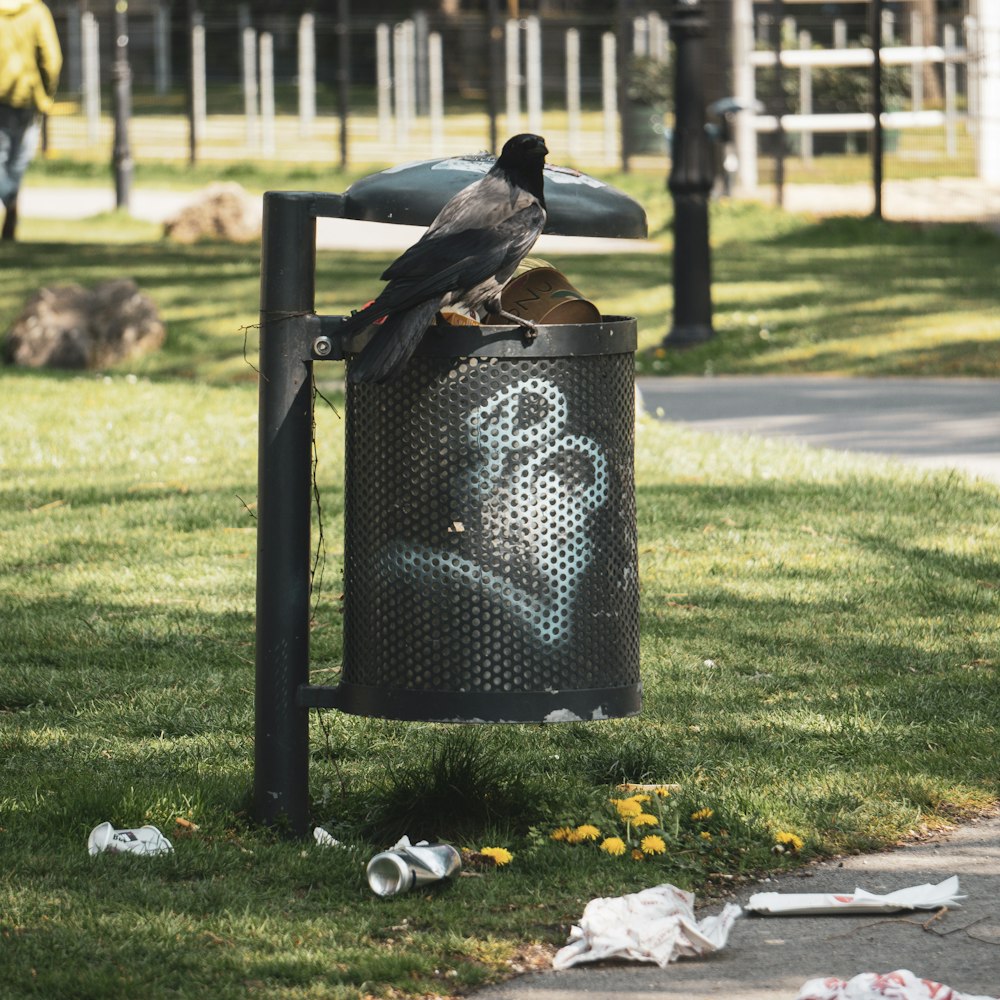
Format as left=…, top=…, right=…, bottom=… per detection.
left=162, top=182, right=262, bottom=244
left=3, top=278, right=166, bottom=369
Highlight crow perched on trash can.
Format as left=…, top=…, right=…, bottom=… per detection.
left=342, top=133, right=549, bottom=384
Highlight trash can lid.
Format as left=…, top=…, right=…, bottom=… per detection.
left=342, top=154, right=648, bottom=239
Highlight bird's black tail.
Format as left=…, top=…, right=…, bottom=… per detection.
left=346, top=299, right=441, bottom=384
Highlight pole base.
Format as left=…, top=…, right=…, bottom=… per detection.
left=664, top=323, right=715, bottom=349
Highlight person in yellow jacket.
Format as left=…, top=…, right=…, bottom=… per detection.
left=0, top=0, right=62, bottom=240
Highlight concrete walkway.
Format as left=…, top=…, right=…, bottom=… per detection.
left=637, top=376, right=1000, bottom=486
left=471, top=815, right=1000, bottom=1000
left=15, top=184, right=660, bottom=255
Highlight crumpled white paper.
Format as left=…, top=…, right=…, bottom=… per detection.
left=552, top=883, right=742, bottom=969
left=796, top=969, right=997, bottom=1000
left=746, top=876, right=964, bottom=915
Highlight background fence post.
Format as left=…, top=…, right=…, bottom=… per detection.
left=188, top=7, right=205, bottom=165
left=871, top=0, right=884, bottom=220
left=298, top=13, right=316, bottom=138
left=336, top=0, right=350, bottom=167
left=111, top=0, right=133, bottom=212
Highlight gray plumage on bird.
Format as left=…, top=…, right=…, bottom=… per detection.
left=341, top=133, right=549, bottom=384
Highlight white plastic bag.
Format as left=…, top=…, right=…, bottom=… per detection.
left=552, top=883, right=741, bottom=969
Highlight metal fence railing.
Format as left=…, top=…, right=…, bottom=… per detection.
left=41, top=1, right=1000, bottom=225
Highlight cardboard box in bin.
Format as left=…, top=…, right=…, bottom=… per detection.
left=488, top=266, right=601, bottom=326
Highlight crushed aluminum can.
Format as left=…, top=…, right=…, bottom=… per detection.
left=87, top=822, right=174, bottom=857
left=366, top=836, right=462, bottom=897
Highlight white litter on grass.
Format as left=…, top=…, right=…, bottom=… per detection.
left=796, top=968, right=997, bottom=1000
left=313, top=827, right=343, bottom=848
left=87, top=822, right=173, bottom=857
left=747, top=876, right=964, bottom=915
left=552, top=883, right=742, bottom=969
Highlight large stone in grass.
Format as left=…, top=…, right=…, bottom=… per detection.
left=163, top=182, right=262, bottom=243
left=3, top=278, right=166, bottom=369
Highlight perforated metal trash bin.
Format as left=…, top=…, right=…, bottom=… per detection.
left=333, top=319, right=641, bottom=723
left=255, top=180, right=649, bottom=833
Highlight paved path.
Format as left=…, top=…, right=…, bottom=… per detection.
left=754, top=177, right=1000, bottom=227
left=471, top=815, right=1000, bottom=1000
left=16, top=184, right=660, bottom=255
left=637, top=376, right=1000, bottom=485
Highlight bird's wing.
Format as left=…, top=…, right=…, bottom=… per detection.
left=425, top=173, right=538, bottom=236
left=338, top=193, right=544, bottom=338
left=373, top=204, right=544, bottom=307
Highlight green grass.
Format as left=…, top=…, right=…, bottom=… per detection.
left=1, top=191, right=999, bottom=999
left=5, top=186, right=1000, bottom=379
left=1, top=371, right=998, bottom=999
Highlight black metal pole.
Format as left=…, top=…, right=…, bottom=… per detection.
left=870, top=0, right=884, bottom=220
left=255, top=192, right=318, bottom=835
left=487, top=0, right=503, bottom=154
left=772, top=0, right=785, bottom=209
left=664, top=0, right=715, bottom=348
left=616, top=0, right=632, bottom=173
left=336, top=0, right=350, bottom=168
left=111, top=0, right=133, bottom=211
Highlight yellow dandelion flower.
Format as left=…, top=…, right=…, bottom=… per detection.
left=550, top=827, right=573, bottom=842
left=631, top=848, right=644, bottom=861
left=690, top=808, right=714, bottom=822
left=599, top=836, right=626, bottom=856
left=631, top=812, right=659, bottom=828
left=574, top=824, right=601, bottom=842
left=641, top=835, right=666, bottom=855
left=775, top=831, right=804, bottom=852
left=612, top=798, right=642, bottom=819
left=699, top=831, right=713, bottom=842
left=631, top=794, right=651, bottom=804
left=480, top=846, right=513, bottom=866
left=654, top=787, right=671, bottom=798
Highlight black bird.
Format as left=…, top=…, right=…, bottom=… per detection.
left=342, top=133, right=549, bottom=384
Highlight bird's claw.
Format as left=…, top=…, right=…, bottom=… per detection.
left=494, top=308, right=539, bottom=339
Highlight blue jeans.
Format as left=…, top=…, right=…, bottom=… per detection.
left=0, top=105, right=40, bottom=208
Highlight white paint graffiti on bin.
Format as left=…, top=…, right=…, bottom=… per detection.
left=392, top=377, right=609, bottom=646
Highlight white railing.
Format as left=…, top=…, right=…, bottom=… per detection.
left=749, top=45, right=965, bottom=69
left=731, top=6, right=977, bottom=191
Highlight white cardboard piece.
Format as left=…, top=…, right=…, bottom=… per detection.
left=746, top=875, right=964, bottom=916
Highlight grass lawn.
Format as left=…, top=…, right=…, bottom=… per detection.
left=1, top=188, right=999, bottom=999
left=10, top=167, right=1000, bottom=380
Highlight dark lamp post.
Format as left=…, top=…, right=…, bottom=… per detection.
left=664, top=0, right=715, bottom=348
left=111, top=0, right=133, bottom=212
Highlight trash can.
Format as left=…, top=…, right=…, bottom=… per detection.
left=255, top=153, right=648, bottom=831
left=336, top=318, right=640, bottom=723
